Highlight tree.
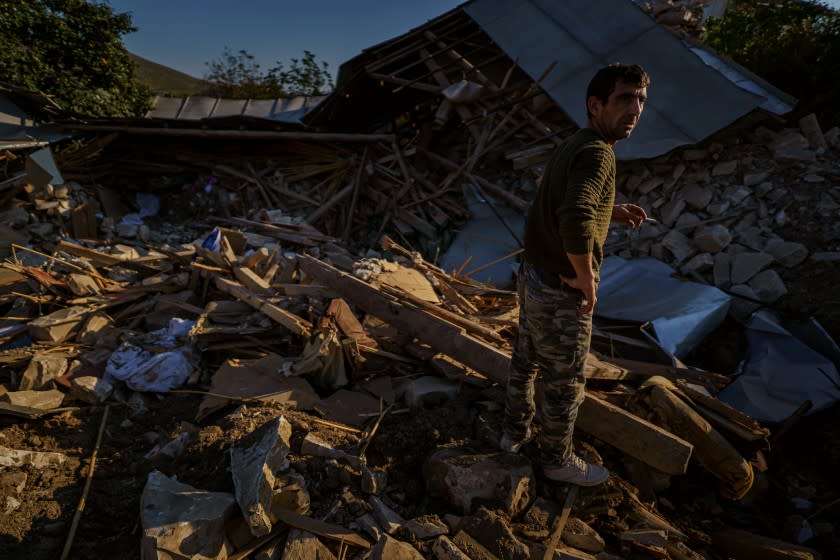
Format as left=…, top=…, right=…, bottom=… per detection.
left=0, top=0, right=151, bottom=117
left=204, top=48, right=334, bottom=98
left=703, top=0, right=840, bottom=127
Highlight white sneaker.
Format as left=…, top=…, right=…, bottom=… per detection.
left=543, top=453, right=609, bottom=486
left=499, top=427, right=533, bottom=453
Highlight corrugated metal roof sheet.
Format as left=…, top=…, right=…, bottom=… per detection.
left=464, top=0, right=794, bottom=159
left=0, top=92, right=69, bottom=151
left=145, top=95, right=327, bottom=124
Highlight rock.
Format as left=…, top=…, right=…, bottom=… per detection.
left=735, top=227, right=767, bottom=252
left=803, top=174, right=824, bottom=183
left=812, top=252, right=840, bottom=262
left=140, top=470, right=236, bottom=560
left=424, top=448, right=535, bottom=517
left=27, top=305, right=89, bottom=343
left=530, top=542, right=597, bottom=559
left=77, top=313, right=118, bottom=348
left=825, top=126, right=840, bottom=148
left=116, top=223, right=138, bottom=238
left=682, top=253, right=714, bottom=273
left=451, top=530, right=499, bottom=560
left=731, top=252, right=775, bottom=284
left=724, top=185, right=752, bottom=205
left=660, top=230, right=696, bottom=264
left=693, top=225, right=732, bottom=253
left=743, top=171, right=769, bottom=187
left=270, top=472, right=310, bottom=517
left=674, top=212, right=701, bottom=232
left=404, top=376, right=459, bottom=408
left=680, top=184, right=713, bottom=210
left=433, top=535, right=472, bottom=560
left=713, top=253, right=731, bottom=288
left=765, top=240, right=808, bottom=267
left=19, top=355, right=68, bottom=391
left=659, top=197, right=686, bottom=227
left=682, top=148, right=707, bottom=161
left=280, top=529, right=337, bottom=560
left=799, top=113, right=828, bottom=149
left=637, top=177, right=664, bottom=195
left=519, top=497, right=562, bottom=540
left=401, top=516, right=449, bottom=540
left=620, top=528, right=668, bottom=548
left=749, top=269, right=787, bottom=303
left=0, top=445, right=67, bottom=468
left=460, top=507, right=529, bottom=560
left=0, top=389, right=65, bottom=410
left=729, top=285, right=762, bottom=322
left=69, top=376, right=113, bottom=404
left=707, top=201, right=731, bottom=216
left=230, top=416, right=293, bottom=537
left=368, top=495, right=406, bottom=534
left=712, top=161, right=738, bottom=176
left=563, top=518, right=605, bottom=553
left=367, top=535, right=424, bottom=560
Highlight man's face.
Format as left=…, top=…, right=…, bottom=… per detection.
left=589, top=80, right=647, bottom=144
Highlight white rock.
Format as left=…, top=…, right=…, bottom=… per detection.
left=765, top=240, right=808, bottom=267
left=749, top=269, right=787, bottom=303
left=693, top=225, right=732, bottom=253
left=681, top=184, right=713, bottom=210
left=140, top=470, right=236, bottom=560
left=661, top=230, right=696, bottom=264
left=230, top=416, right=293, bottom=537
left=731, top=252, right=775, bottom=284
left=712, top=161, right=738, bottom=176
left=0, top=446, right=67, bottom=468
left=423, top=449, right=535, bottom=517
left=368, top=495, right=406, bottom=535
left=682, top=253, right=714, bottom=273
left=69, top=376, right=113, bottom=404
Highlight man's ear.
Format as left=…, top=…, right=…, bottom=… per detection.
left=587, top=95, right=602, bottom=118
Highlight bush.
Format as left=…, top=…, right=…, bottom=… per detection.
left=703, top=0, right=840, bottom=127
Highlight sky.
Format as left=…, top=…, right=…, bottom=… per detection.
left=108, top=0, right=464, bottom=80
left=108, top=0, right=840, bottom=81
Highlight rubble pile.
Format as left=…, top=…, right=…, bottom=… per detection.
left=637, top=1, right=708, bottom=39
left=0, top=149, right=835, bottom=558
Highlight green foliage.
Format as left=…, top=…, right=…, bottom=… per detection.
left=0, top=0, right=151, bottom=117
left=703, top=0, right=840, bottom=127
left=204, top=48, right=334, bottom=98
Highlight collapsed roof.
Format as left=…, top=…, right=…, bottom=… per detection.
left=307, top=0, right=795, bottom=159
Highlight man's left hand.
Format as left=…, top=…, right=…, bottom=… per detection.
left=612, top=203, right=648, bottom=228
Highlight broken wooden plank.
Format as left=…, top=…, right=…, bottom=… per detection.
left=298, top=255, right=693, bottom=475
left=211, top=275, right=311, bottom=337
left=233, top=266, right=274, bottom=297
left=712, top=528, right=819, bottom=560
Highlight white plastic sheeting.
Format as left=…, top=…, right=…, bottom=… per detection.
left=596, top=256, right=731, bottom=357
left=105, top=318, right=195, bottom=392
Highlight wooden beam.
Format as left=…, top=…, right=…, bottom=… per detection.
left=212, top=275, right=311, bottom=337
left=298, top=255, right=693, bottom=475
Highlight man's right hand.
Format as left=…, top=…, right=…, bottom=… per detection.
left=562, top=252, right=598, bottom=314
left=559, top=273, right=597, bottom=314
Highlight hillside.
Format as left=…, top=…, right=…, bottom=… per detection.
left=129, top=52, right=208, bottom=97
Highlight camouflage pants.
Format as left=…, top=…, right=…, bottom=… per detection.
left=503, top=263, right=593, bottom=466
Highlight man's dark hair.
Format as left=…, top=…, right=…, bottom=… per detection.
left=586, top=63, right=650, bottom=118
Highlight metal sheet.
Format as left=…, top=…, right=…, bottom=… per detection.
left=465, top=0, right=788, bottom=159
left=718, top=310, right=840, bottom=423
left=145, top=95, right=326, bottom=124
left=596, top=256, right=731, bottom=357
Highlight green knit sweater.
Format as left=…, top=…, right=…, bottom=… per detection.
left=523, top=128, right=616, bottom=282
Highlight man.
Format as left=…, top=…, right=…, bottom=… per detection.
left=500, top=64, right=650, bottom=486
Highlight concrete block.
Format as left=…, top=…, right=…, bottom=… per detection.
left=230, top=416, right=293, bottom=537
left=140, top=470, right=235, bottom=560
left=423, top=448, right=535, bottom=517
